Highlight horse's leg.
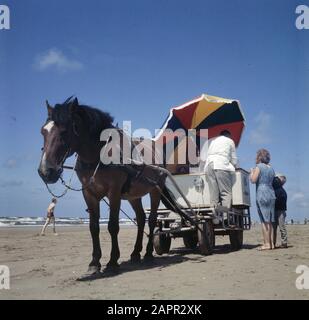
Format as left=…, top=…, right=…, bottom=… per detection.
left=129, top=198, right=146, bottom=263
left=83, top=190, right=101, bottom=274
left=145, top=188, right=161, bottom=259
left=106, top=191, right=121, bottom=269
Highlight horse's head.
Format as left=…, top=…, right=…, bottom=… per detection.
left=38, top=97, right=79, bottom=184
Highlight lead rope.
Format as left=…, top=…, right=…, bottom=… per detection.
left=44, top=182, right=69, bottom=198
left=43, top=149, right=74, bottom=198
left=44, top=152, right=85, bottom=197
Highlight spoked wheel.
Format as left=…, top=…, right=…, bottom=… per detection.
left=153, top=228, right=171, bottom=255
left=229, top=230, right=243, bottom=251
left=197, top=220, right=215, bottom=255
left=183, top=232, right=198, bottom=249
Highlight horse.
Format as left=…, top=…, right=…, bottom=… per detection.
left=38, top=97, right=170, bottom=278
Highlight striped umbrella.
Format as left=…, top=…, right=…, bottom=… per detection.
left=153, top=94, right=245, bottom=169
left=155, top=93, right=245, bottom=145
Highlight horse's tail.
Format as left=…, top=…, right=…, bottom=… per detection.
left=160, top=185, right=195, bottom=224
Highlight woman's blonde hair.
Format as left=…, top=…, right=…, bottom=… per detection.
left=256, top=149, right=271, bottom=164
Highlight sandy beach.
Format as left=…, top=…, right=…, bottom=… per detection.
left=0, top=224, right=309, bottom=300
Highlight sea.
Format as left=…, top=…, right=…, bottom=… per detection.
left=0, top=217, right=135, bottom=227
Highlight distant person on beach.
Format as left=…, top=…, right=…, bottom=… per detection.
left=250, top=149, right=276, bottom=251
left=272, top=174, right=288, bottom=248
left=40, top=198, right=58, bottom=236
left=201, top=130, right=238, bottom=209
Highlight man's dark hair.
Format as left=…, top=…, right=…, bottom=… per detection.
left=220, top=130, right=231, bottom=137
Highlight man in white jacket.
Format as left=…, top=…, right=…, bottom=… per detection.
left=201, top=130, right=237, bottom=209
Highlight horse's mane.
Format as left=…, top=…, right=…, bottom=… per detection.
left=51, top=97, right=114, bottom=139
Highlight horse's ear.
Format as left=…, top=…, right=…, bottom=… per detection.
left=69, top=97, right=79, bottom=114
left=46, top=100, right=53, bottom=118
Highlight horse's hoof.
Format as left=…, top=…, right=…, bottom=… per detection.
left=130, top=254, right=141, bottom=264
left=76, top=267, right=102, bottom=281
left=103, top=262, right=120, bottom=275
left=88, top=265, right=101, bottom=273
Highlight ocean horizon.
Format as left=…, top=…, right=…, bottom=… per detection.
left=0, top=216, right=135, bottom=227
left=0, top=216, right=307, bottom=228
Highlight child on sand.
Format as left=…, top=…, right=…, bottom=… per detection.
left=272, top=174, right=288, bottom=248
left=40, top=198, right=58, bottom=236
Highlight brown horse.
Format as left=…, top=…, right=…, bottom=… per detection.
left=38, top=97, right=169, bottom=278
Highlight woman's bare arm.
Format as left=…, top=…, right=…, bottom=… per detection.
left=250, top=167, right=260, bottom=184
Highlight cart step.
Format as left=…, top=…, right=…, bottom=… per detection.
left=161, top=226, right=195, bottom=233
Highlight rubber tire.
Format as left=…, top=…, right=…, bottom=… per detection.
left=197, top=220, right=215, bottom=255
left=229, top=230, right=243, bottom=251
left=153, top=228, right=171, bottom=255
left=183, top=233, right=198, bottom=249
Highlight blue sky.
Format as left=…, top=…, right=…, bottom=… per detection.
left=0, top=0, right=308, bottom=221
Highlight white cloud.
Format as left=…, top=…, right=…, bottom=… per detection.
left=34, top=48, right=83, bottom=73
left=249, top=111, right=272, bottom=145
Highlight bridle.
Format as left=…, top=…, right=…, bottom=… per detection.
left=42, top=120, right=105, bottom=198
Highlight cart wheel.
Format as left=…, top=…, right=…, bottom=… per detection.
left=183, top=232, right=198, bottom=249
left=197, top=220, right=215, bottom=255
left=229, top=230, right=243, bottom=251
left=153, top=229, right=171, bottom=255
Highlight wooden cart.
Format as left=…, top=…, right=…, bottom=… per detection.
left=148, top=168, right=251, bottom=256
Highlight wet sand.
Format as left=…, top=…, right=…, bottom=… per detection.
left=0, top=225, right=309, bottom=300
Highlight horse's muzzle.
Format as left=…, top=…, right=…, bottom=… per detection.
left=38, top=166, right=63, bottom=184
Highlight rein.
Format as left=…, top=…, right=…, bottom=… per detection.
left=43, top=153, right=143, bottom=234
left=44, top=152, right=100, bottom=198
left=60, top=158, right=145, bottom=235
left=42, top=128, right=155, bottom=235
